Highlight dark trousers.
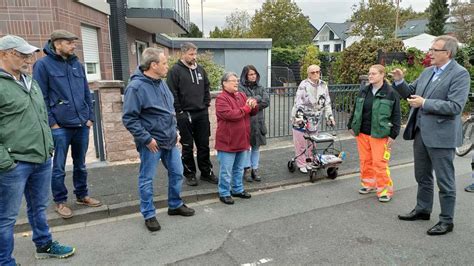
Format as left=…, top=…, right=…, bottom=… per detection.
left=413, top=131, right=456, bottom=223
left=177, top=109, right=213, bottom=178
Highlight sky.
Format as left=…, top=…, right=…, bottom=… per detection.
left=187, top=0, right=436, bottom=36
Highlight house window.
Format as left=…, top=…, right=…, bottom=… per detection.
left=334, top=44, right=341, bottom=52
left=81, top=25, right=101, bottom=81
left=136, top=41, right=148, bottom=65
left=329, top=31, right=335, bottom=40
left=323, top=45, right=330, bottom=52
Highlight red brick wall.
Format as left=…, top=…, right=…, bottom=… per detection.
left=0, top=0, right=112, bottom=80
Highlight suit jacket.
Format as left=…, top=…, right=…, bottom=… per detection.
left=393, top=60, right=470, bottom=148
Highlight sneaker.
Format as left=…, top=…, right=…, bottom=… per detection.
left=243, top=167, right=253, bottom=182
left=358, top=187, right=376, bottom=194
left=185, top=175, right=198, bottom=186
left=219, top=196, right=234, bottom=205
left=35, top=241, right=75, bottom=259
left=231, top=191, right=252, bottom=199
left=145, top=217, right=161, bottom=232
left=200, top=170, right=218, bottom=184
left=55, top=203, right=73, bottom=219
left=76, top=196, right=102, bottom=207
left=378, top=195, right=391, bottom=202
left=299, top=167, right=308, bottom=174
left=465, top=184, right=474, bottom=193
left=167, top=204, right=195, bottom=216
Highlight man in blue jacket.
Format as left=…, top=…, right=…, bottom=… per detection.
left=33, top=30, right=101, bottom=219
left=123, top=47, right=195, bottom=232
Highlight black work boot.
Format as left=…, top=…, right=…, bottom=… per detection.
left=243, top=167, right=253, bottom=182
left=185, top=174, right=198, bottom=186
left=251, top=169, right=261, bottom=182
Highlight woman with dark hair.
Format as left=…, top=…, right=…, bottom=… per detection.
left=239, top=65, right=270, bottom=182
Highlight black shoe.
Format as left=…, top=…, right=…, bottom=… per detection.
left=231, top=191, right=251, bottom=199
left=427, top=222, right=454, bottom=235
left=398, top=209, right=430, bottom=221
left=168, top=204, right=195, bottom=216
left=219, top=196, right=234, bottom=205
left=185, top=175, right=198, bottom=186
left=200, top=171, right=218, bottom=184
left=251, top=169, right=261, bottom=182
left=145, top=217, right=161, bottom=232
left=244, top=167, right=253, bottom=182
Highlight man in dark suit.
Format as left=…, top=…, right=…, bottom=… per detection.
left=392, top=35, right=470, bottom=235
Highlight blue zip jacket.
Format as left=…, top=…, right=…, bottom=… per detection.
left=33, top=41, right=94, bottom=128
left=122, top=67, right=177, bottom=149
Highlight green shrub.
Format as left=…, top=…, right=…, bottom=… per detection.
left=271, top=45, right=306, bottom=64
left=168, top=51, right=225, bottom=91
left=299, top=45, right=321, bottom=80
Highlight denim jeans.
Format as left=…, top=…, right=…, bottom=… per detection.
left=51, top=127, right=90, bottom=203
left=245, top=146, right=260, bottom=169
left=138, top=145, right=184, bottom=220
left=0, top=159, right=53, bottom=266
left=217, top=151, right=246, bottom=197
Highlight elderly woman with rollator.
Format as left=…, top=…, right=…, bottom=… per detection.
left=215, top=72, right=259, bottom=205
left=239, top=65, right=269, bottom=182
left=347, top=64, right=401, bottom=202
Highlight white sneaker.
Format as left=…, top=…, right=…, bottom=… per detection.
left=306, top=164, right=312, bottom=170
left=299, top=167, right=308, bottom=174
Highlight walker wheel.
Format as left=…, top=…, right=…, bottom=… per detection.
left=287, top=160, right=296, bottom=173
left=310, top=170, right=317, bottom=183
left=327, top=167, right=338, bottom=179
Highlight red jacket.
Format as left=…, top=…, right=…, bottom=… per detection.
left=215, top=90, right=259, bottom=152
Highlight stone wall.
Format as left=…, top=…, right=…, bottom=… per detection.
left=91, top=80, right=221, bottom=162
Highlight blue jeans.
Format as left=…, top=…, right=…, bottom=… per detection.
left=51, top=127, right=90, bottom=203
left=138, top=145, right=184, bottom=220
left=0, top=159, right=53, bottom=266
left=245, top=146, right=260, bottom=169
left=217, top=151, right=246, bottom=197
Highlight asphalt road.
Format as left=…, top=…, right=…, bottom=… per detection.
left=12, top=154, right=473, bottom=265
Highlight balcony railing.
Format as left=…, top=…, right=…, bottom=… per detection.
left=126, top=0, right=190, bottom=30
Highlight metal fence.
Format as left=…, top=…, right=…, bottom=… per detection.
left=264, top=84, right=361, bottom=138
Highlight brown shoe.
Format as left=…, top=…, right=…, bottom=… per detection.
left=76, top=196, right=102, bottom=207
left=55, top=203, right=73, bottom=219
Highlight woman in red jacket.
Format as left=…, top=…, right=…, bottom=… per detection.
left=215, top=72, right=259, bottom=205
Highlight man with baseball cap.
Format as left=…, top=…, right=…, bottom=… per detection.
left=33, top=30, right=101, bottom=219
left=0, top=34, right=75, bottom=265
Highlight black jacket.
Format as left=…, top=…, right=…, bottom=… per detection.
left=166, top=60, right=211, bottom=113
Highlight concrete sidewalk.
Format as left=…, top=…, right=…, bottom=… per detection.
left=15, top=131, right=415, bottom=232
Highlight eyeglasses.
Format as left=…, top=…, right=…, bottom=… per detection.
left=310, top=71, right=320, bottom=74
left=428, top=48, right=447, bottom=53
left=226, top=79, right=239, bottom=83
left=11, top=50, right=34, bottom=60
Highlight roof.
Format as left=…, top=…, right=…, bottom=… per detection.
left=403, top=33, right=436, bottom=51
left=314, top=22, right=354, bottom=41
left=397, top=18, right=456, bottom=39
left=155, top=34, right=272, bottom=50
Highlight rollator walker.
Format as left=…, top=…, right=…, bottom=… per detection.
left=287, top=108, right=345, bottom=182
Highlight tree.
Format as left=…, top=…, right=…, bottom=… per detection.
left=450, top=0, right=474, bottom=44
left=209, top=10, right=251, bottom=38
left=249, top=0, right=315, bottom=47
left=427, top=0, right=449, bottom=36
left=181, top=23, right=203, bottom=38
left=300, top=45, right=321, bottom=80
left=350, top=0, right=424, bottom=39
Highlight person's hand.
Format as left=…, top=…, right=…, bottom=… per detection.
left=328, top=117, right=336, bottom=127
left=390, top=68, right=404, bottom=82
left=86, top=120, right=93, bottom=127
left=51, top=124, right=60, bottom=129
left=387, top=137, right=395, bottom=149
left=176, top=132, right=181, bottom=145
left=407, top=95, right=424, bottom=108
left=246, top=98, right=257, bottom=108
left=349, top=129, right=355, bottom=136
left=146, top=138, right=159, bottom=153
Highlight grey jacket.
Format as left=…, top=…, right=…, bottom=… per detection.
left=394, top=60, right=470, bottom=148
left=238, top=83, right=269, bottom=147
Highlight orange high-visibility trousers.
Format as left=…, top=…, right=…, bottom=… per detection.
left=355, top=133, right=393, bottom=197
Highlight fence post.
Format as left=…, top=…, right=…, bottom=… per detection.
left=90, top=80, right=139, bottom=162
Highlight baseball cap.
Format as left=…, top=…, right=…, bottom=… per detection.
left=0, top=35, right=40, bottom=54
left=50, top=30, right=78, bottom=42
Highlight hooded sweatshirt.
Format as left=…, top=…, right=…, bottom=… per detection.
left=122, top=67, right=177, bottom=149
left=33, top=41, right=94, bottom=128
left=166, top=60, right=211, bottom=113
